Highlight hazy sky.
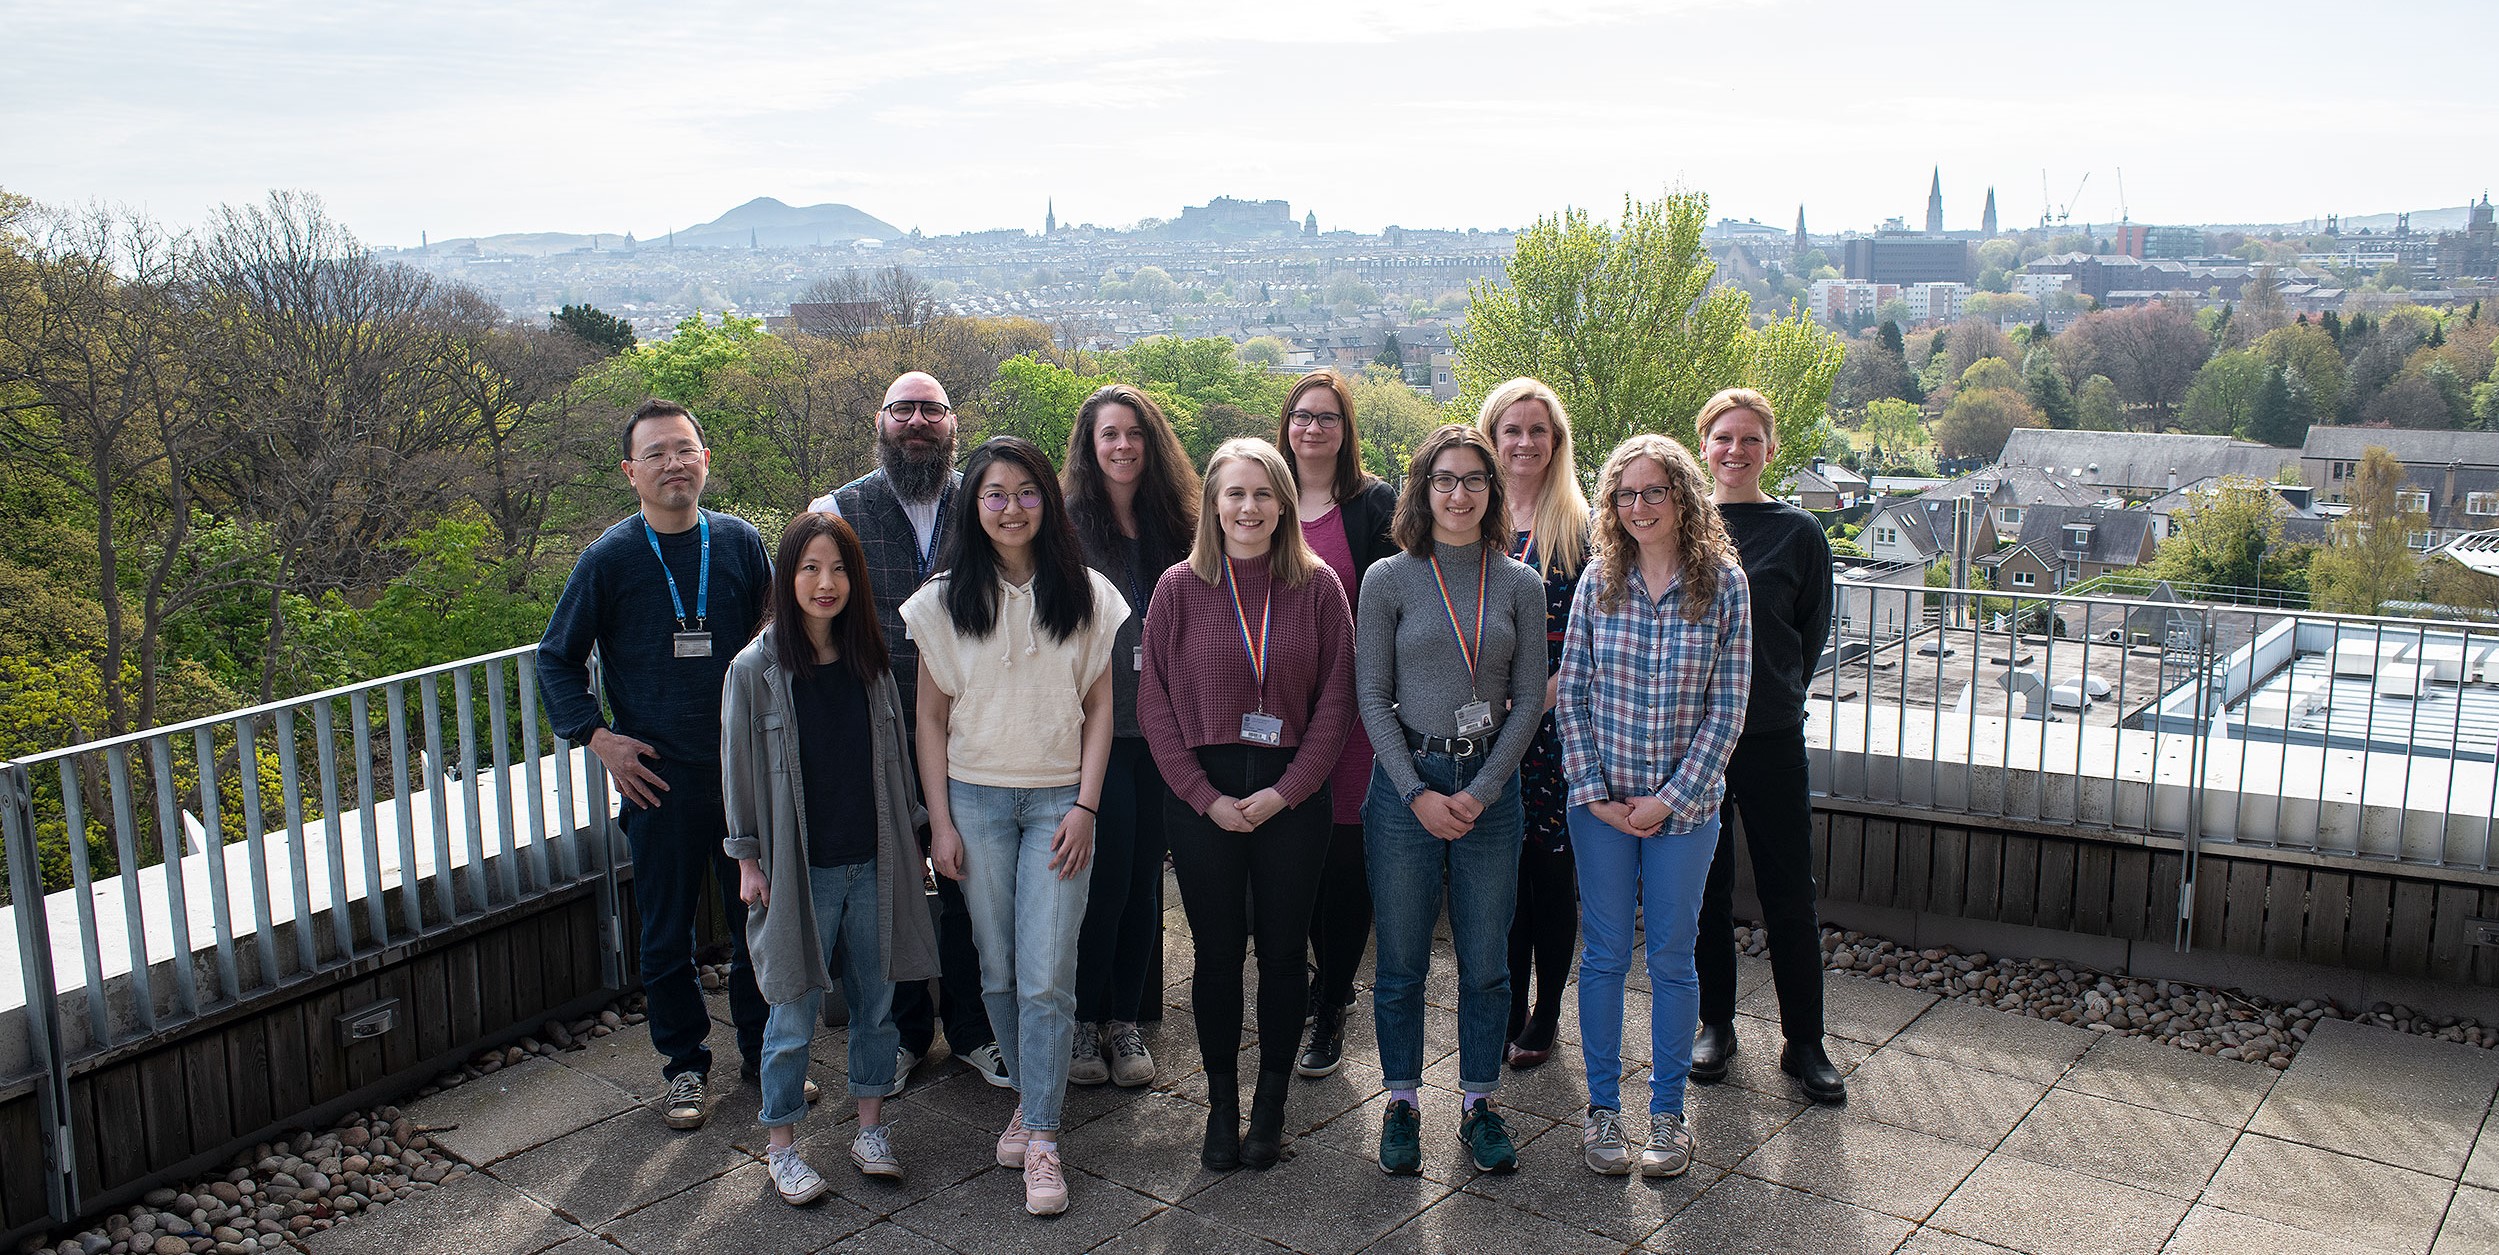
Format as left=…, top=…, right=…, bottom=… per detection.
left=7, top=0, right=2493, bottom=247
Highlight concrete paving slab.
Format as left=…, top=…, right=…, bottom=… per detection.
left=1422, top=1045, right=1588, bottom=1122
left=1841, top=1048, right=2048, bottom=1150
left=1735, top=1105, right=1987, bottom=1222
left=1685, top=1078, right=1810, bottom=1170
left=1371, top=1187, right=1632, bottom=1255
left=302, top=1169, right=585, bottom=1255
left=2161, top=1202, right=2412, bottom=1254
left=1299, top=1083, right=1553, bottom=1185
left=1888, top=998, right=2097, bottom=1084
left=2055, top=1033, right=2273, bottom=1129
left=600, top=1158, right=875, bottom=1254
left=889, top=1165, right=1163, bottom=1255
left=1996, top=1089, right=2237, bottom=1200
left=1059, top=1089, right=1231, bottom=1205
left=2438, top=1184, right=2499, bottom=1255
left=1643, top=1172, right=1913, bottom=1254
left=819, top=1220, right=959, bottom=1255
left=1732, top=953, right=1778, bottom=1004
left=490, top=1105, right=757, bottom=1227
left=1183, top=1141, right=1452, bottom=1253
left=1092, top=1206, right=1290, bottom=1255
left=1898, top=1229, right=2025, bottom=1254
left=1717, top=1014, right=1876, bottom=1104
left=408, top=1056, right=640, bottom=1166
left=2250, top=1017, right=2499, bottom=1179
left=1456, top=1120, right=1711, bottom=1246
left=790, top=1108, right=999, bottom=1218
left=1930, top=1155, right=2189, bottom=1255
left=556, top=1023, right=668, bottom=1100
left=2201, top=1133, right=2454, bottom=1253
left=1169, top=1054, right=1386, bottom=1142
left=2469, top=1105, right=2499, bottom=1193
left=1743, top=972, right=1935, bottom=1047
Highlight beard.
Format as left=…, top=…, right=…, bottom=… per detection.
left=880, top=426, right=956, bottom=501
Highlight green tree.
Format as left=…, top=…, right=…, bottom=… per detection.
left=552, top=303, right=637, bottom=355
left=981, top=354, right=1100, bottom=464
left=2253, top=323, right=2345, bottom=419
left=2150, top=476, right=2283, bottom=593
left=2024, top=348, right=2077, bottom=429
left=1376, top=330, right=1404, bottom=369
left=2244, top=365, right=2309, bottom=447
left=2310, top=447, right=2424, bottom=614
left=2180, top=349, right=2269, bottom=436
left=1236, top=336, right=1292, bottom=367
left=2076, top=375, right=2123, bottom=430
left=1860, top=397, right=1927, bottom=462
left=1452, top=190, right=1843, bottom=485
left=1934, top=385, right=2042, bottom=461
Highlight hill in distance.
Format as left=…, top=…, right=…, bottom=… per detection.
left=409, top=198, right=903, bottom=256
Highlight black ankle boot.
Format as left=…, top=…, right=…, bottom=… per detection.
left=1202, top=1072, right=1242, bottom=1170
left=1690, top=1021, right=1738, bottom=1084
left=1780, top=1038, right=1847, bottom=1105
left=1239, top=1069, right=1291, bottom=1169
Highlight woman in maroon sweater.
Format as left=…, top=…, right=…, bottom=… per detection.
left=1138, top=436, right=1357, bottom=1173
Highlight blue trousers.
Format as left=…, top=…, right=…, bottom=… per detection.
left=1361, top=751, right=1524, bottom=1095
left=1571, top=806, right=1719, bottom=1116
left=758, top=862, right=899, bottom=1126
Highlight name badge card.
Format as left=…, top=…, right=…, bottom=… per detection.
left=674, top=631, right=714, bottom=658
left=1240, top=713, right=1284, bottom=746
left=1133, top=644, right=1144, bottom=672
left=1455, top=700, right=1495, bottom=737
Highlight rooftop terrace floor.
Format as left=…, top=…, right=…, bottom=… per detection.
left=301, top=910, right=2498, bottom=1255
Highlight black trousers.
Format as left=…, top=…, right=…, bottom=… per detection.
left=1505, top=838, right=1577, bottom=1048
left=1166, top=744, right=1332, bottom=1079
left=1075, top=737, right=1171, bottom=1024
left=1696, top=724, right=1826, bottom=1039
left=892, top=870, right=994, bottom=1058
left=1304, top=821, right=1371, bottom=1009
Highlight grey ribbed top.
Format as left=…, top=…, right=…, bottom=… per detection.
left=1354, top=539, right=1549, bottom=804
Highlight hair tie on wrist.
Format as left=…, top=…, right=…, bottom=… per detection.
left=1072, top=801, right=1098, bottom=817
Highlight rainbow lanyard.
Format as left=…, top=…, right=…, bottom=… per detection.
left=1224, top=555, right=1272, bottom=715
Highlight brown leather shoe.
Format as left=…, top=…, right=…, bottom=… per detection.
left=1505, top=1042, right=1551, bottom=1070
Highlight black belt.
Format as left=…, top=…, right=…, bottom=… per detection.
left=1405, top=727, right=1495, bottom=759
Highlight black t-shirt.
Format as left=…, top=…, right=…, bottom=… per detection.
left=792, top=663, right=877, bottom=867
left=1717, top=501, right=1835, bottom=735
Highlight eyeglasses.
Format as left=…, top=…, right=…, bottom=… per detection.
left=1287, top=410, right=1344, bottom=430
left=1428, top=471, right=1492, bottom=495
left=1611, top=485, right=1674, bottom=508
left=883, top=399, right=955, bottom=421
left=632, top=446, right=707, bottom=468
left=979, top=488, right=1045, bottom=512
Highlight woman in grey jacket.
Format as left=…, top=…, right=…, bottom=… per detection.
left=722, top=512, right=940, bottom=1206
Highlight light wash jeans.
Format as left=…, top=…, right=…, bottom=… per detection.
left=949, top=780, right=1089, bottom=1132
left=1361, top=752, right=1524, bottom=1095
left=757, top=861, right=899, bottom=1127
left=1570, top=806, right=1719, bottom=1117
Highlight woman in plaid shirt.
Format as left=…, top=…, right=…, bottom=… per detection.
left=1556, top=433, right=1753, bottom=1179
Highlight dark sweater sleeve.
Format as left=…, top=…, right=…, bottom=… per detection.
left=1796, top=520, right=1833, bottom=694
left=536, top=546, right=609, bottom=745
left=1138, top=568, right=1220, bottom=814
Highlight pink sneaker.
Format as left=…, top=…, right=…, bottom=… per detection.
left=1023, top=1143, right=1068, bottom=1215
left=995, top=1104, right=1031, bottom=1167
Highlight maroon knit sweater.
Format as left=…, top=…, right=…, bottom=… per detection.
left=1136, top=552, right=1357, bottom=814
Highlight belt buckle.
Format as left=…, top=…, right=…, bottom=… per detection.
left=1450, top=735, right=1479, bottom=758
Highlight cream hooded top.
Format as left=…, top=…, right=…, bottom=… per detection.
left=899, top=568, right=1129, bottom=788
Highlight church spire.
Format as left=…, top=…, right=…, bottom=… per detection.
left=1981, top=187, right=1997, bottom=236
left=1045, top=198, right=1056, bottom=235
left=1926, top=167, right=1944, bottom=235
left=1793, top=205, right=1808, bottom=260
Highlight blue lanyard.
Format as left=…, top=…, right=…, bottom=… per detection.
left=914, top=482, right=954, bottom=583
left=642, top=513, right=710, bottom=630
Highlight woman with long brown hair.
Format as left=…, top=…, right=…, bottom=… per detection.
left=1061, top=384, right=1200, bottom=1090
left=1556, top=434, right=1752, bottom=1180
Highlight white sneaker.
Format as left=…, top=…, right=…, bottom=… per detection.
left=1023, top=1142, right=1069, bottom=1216
left=851, top=1121, right=904, bottom=1180
left=996, top=1103, right=1032, bottom=1168
left=1070, top=1022, right=1110, bottom=1086
left=965, top=1041, right=1012, bottom=1089
left=1106, top=1021, right=1154, bottom=1087
left=1581, top=1106, right=1632, bottom=1176
left=767, top=1144, right=827, bottom=1205
left=884, top=1046, right=921, bottom=1099
left=1639, top=1111, right=1694, bottom=1179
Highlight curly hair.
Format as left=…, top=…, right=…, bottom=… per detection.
left=1591, top=433, right=1736, bottom=622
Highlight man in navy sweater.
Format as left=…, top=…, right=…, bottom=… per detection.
left=539, top=399, right=772, bottom=1130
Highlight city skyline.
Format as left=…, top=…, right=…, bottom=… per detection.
left=6, top=1, right=2495, bottom=246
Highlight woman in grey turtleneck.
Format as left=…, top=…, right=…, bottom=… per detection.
left=1354, top=424, right=1548, bottom=1176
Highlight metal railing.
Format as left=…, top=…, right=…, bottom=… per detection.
left=1, top=645, right=623, bottom=1227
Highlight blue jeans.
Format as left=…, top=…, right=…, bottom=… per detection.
left=950, top=780, right=1089, bottom=1132
left=758, top=862, right=900, bottom=1127
left=1362, top=751, right=1524, bottom=1095
left=621, top=759, right=766, bottom=1081
left=1571, top=806, right=1719, bottom=1116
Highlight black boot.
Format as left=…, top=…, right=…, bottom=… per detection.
left=1780, top=1038, right=1847, bottom=1105
left=1690, top=1021, right=1737, bottom=1084
left=1239, top=1069, right=1291, bottom=1169
left=1202, top=1072, right=1242, bottom=1170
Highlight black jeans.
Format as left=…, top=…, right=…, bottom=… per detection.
left=1075, top=737, right=1171, bottom=1024
left=1304, top=821, right=1370, bottom=1009
left=1696, top=724, right=1826, bottom=1040
left=621, top=759, right=766, bottom=1080
left=892, top=871, right=994, bottom=1058
left=1505, top=838, right=1577, bottom=1048
left=1166, top=744, right=1332, bottom=1078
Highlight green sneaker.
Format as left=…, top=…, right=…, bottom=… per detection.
left=1458, top=1098, right=1518, bottom=1173
left=1378, top=1099, right=1422, bottom=1175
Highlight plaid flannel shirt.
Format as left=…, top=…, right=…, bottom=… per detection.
left=1555, top=558, right=1753, bottom=831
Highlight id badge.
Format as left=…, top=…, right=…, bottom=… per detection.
left=1240, top=712, right=1284, bottom=746
left=1455, top=700, right=1495, bottom=737
left=673, top=631, right=714, bottom=658
left=1133, top=644, right=1144, bottom=672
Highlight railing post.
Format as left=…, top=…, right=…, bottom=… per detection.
left=2174, top=604, right=2214, bottom=952
left=3, top=762, right=81, bottom=1225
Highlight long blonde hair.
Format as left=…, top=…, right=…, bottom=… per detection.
left=1189, top=437, right=1321, bottom=588
left=1592, top=434, right=1736, bottom=621
left=1475, top=377, right=1590, bottom=578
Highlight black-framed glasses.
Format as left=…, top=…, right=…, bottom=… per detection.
left=632, top=445, right=707, bottom=468
left=1287, top=409, right=1343, bottom=429
left=883, top=399, right=955, bottom=421
left=979, top=488, right=1045, bottom=512
left=1428, top=471, right=1492, bottom=495
left=1611, top=485, right=1674, bottom=508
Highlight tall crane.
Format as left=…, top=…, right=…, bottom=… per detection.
left=2040, top=170, right=2090, bottom=229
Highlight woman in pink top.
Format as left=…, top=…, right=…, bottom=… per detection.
left=1276, top=368, right=1400, bottom=1080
